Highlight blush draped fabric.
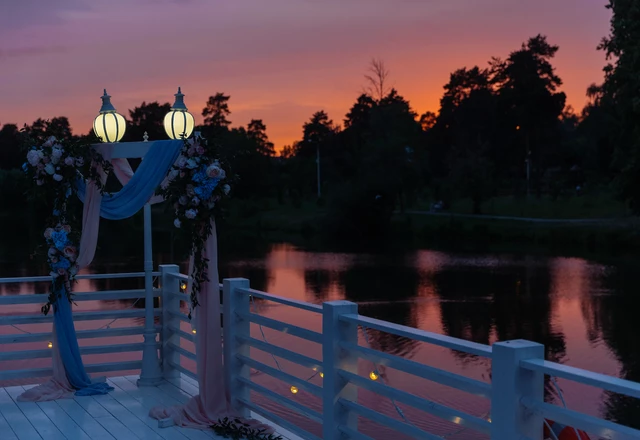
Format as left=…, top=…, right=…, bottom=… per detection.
left=148, top=222, right=271, bottom=433
left=18, top=140, right=182, bottom=402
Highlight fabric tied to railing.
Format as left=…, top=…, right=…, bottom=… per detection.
left=18, top=140, right=183, bottom=402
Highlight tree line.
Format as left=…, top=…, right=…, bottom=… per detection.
left=1, top=6, right=638, bottom=239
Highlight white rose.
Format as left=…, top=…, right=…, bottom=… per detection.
left=53, top=174, right=63, bottom=181
left=64, top=157, right=74, bottom=166
left=37, top=150, right=45, bottom=159
left=43, top=136, right=56, bottom=148
left=186, top=159, right=198, bottom=169
left=223, top=184, right=230, bottom=195
left=75, top=157, right=84, bottom=167
left=185, top=209, right=197, bottom=219
left=191, top=197, right=200, bottom=206
left=169, top=169, right=180, bottom=179
left=174, top=218, right=181, bottom=228
left=45, top=163, right=56, bottom=175
left=26, top=150, right=40, bottom=166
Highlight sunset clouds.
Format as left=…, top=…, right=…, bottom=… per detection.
left=0, top=0, right=611, bottom=149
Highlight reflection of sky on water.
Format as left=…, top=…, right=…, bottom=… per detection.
left=1, top=243, right=638, bottom=436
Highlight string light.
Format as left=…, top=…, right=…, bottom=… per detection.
left=320, top=372, right=324, bottom=378
left=47, top=341, right=53, bottom=348
left=290, top=386, right=298, bottom=394
left=369, top=370, right=379, bottom=381
left=180, top=282, right=187, bottom=292
left=191, top=329, right=197, bottom=334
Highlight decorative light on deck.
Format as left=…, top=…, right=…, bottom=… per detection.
left=180, top=281, right=187, bottom=292
left=93, top=89, right=126, bottom=143
left=290, top=386, right=299, bottom=394
left=164, top=87, right=195, bottom=140
left=369, top=370, right=379, bottom=381
left=191, top=329, right=197, bottom=334
left=47, top=341, right=53, bottom=348
left=319, top=372, right=324, bottom=378
left=452, top=416, right=462, bottom=425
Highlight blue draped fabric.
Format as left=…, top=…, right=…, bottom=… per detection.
left=76, top=140, right=183, bottom=219
left=53, top=289, right=113, bottom=395
left=56, top=139, right=182, bottom=396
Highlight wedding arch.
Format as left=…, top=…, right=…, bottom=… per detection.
left=18, top=88, right=260, bottom=431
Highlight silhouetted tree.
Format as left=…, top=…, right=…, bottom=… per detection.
left=202, top=93, right=232, bottom=129
left=0, top=124, right=22, bottom=170
left=125, top=101, right=171, bottom=142
left=364, top=58, right=391, bottom=102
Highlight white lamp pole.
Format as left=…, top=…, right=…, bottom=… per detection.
left=137, top=131, right=163, bottom=386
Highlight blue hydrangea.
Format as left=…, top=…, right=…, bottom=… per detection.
left=22, top=163, right=28, bottom=173
left=52, top=257, right=71, bottom=271
left=192, top=166, right=208, bottom=184
left=51, top=230, right=70, bottom=251
left=191, top=165, right=220, bottom=201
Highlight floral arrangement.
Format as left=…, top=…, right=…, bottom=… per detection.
left=22, top=135, right=111, bottom=315
left=159, top=134, right=232, bottom=314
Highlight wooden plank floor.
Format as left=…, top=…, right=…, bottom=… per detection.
left=0, top=374, right=301, bottom=440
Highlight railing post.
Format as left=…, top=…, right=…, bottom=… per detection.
left=160, top=265, right=180, bottom=380
left=223, top=278, right=251, bottom=418
left=138, top=203, right=163, bottom=387
left=323, top=300, right=359, bottom=440
left=491, top=339, right=544, bottom=440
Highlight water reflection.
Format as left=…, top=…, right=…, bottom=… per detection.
left=2, top=242, right=639, bottom=432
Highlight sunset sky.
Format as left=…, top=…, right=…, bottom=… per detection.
left=0, top=0, right=611, bottom=150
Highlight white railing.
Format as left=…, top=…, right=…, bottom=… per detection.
left=2, top=269, right=640, bottom=440
left=0, top=271, right=161, bottom=382
left=222, top=278, right=640, bottom=440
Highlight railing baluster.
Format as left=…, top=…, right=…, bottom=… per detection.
left=223, top=278, right=251, bottom=418
left=160, top=264, right=181, bottom=380
left=491, top=340, right=544, bottom=440
left=323, top=300, right=359, bottom=440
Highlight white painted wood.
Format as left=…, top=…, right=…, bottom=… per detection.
left=166, top=359, right=198, bottom=382
left=167, top=342, right=196, bottom=361
left=168, top=309, right=191, bottom=324
left=239, top=398, right=321, bottom=440
left=241, top=312, right=323, bottom=343
left=236, top=335, right=322, bottom=370
left=491, top=340, right=544, bottom=440
left=168, top=323, right=195, bottom=343
left=0, top=387, right=41, bottom=440
left=0, top=360, right=143, bottom=381
left=522, top=399, right=640, bottom=439
left=237, top=376, right=323, bottom=423
left=236, top=287, right=322, bottom=313
left=167, top=272, right=191, bottom=281
left=522, top=358, right=640, bottom=399
left=94, top=142, right=152, bottom=159
left=322, top=300, right=359, bottom=440
left=341, top=341, right=492, bottom=398
left=54, top=397, right=115, bottom=440
left=91, top=393, right=165, bottom=440
left=36, top=400, right=93, bottom=440
left=0, top=325, right=150, bottom=345
left=339, top=370, right=491, bottom=434
left=0, top=408, right=18, bottom=440
left=1, top=308, right=159, bottom=326
left=105, top=379, right=189, bottom=440
left=223, top=278, right=251, bottom=418
left=341, top=313, right=493, bottom=357
left=340, top=398, right=441, bottom=440
left=3, top=386, right=66, bottom=440
left=161, top=265, right=181, bottom=380
left=0, top=342, right=149, bottom=362
left=237, top=355, right=323, bottom=396
left=0, top=289, right=147, bottom=305
left=0, top=271, right=155, bottom=284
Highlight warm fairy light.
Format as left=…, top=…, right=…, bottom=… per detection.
left=192, top=329, right=197, bottom=334
left=320, top=372, right=324, bottom=378
left=180, top=282, right=187, bottom=291
left=516, top=125, right=521, bottom=130
left=47, top=341, right=53, bottom=348
left=452, top=416, right=462, bottom=424
left=290, top=386, right=299, bottom=394
left=369, top=371, right=379, bottom=381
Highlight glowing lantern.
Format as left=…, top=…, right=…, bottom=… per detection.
left=93, top=89, right=126, bottom=143
left=164, top=87, right=195, bottom=140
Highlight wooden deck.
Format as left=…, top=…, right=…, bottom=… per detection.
left=0, top=374, right=300, bottom=440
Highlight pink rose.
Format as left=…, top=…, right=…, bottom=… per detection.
left=62, top=225, right=71, bottom=233
left=196, top=146, right=205, bottom=155
left=63, top=246, right=77, bottom=259
left=187, top=147, right=196, bottom=157
left=176, top=156, right=187, bottom=168
left=64, top=157, right=75, bottom=166
left=57, top=268, right=67, bottom=277
left=50, top=256, right=59, bottom=264
left=44, top=228, right=54, bottom=239
left=36, top=163, right=44, bottom=170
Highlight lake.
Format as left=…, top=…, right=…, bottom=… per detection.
left=1, top=242, right=639, bottom=439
